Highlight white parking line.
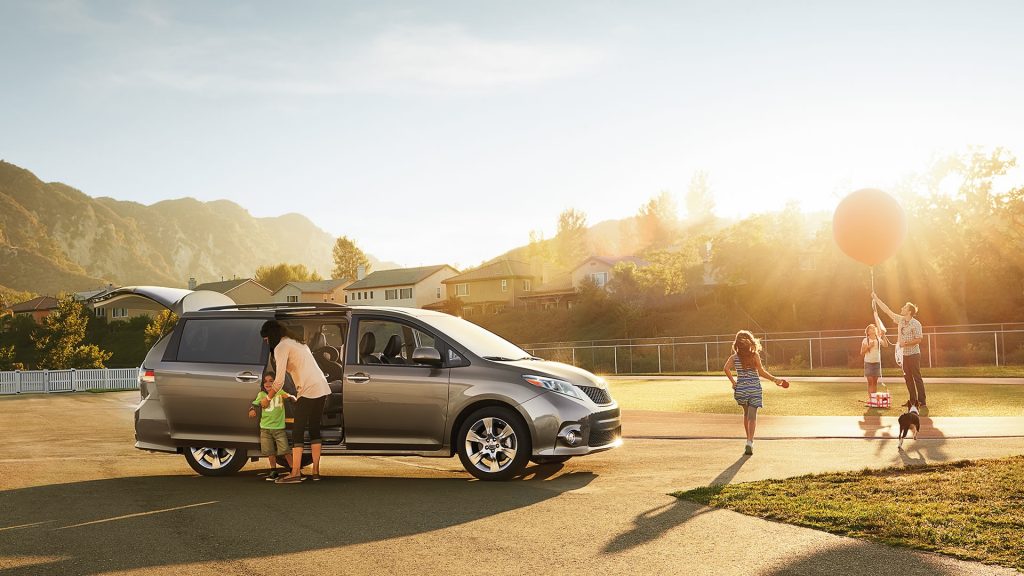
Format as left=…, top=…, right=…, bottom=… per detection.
left=365, top=456, right=463, bottom=473
left=0, top=521, right=55, bottom=532
left=55, top=501, right=218, bottom=529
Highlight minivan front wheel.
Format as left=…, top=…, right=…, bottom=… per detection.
left=184, top=446, right=247, bottom=476
left=457, top=407, right=531, bottom=481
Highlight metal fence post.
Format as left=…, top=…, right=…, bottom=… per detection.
left=614, top=346, right=618, bottom=374
left=808, top=339, right=813, bottom=370
left=571, top=347, right=576, bottom=366
left=994, top=332, right=999, bottom=367
left=705, top=343, right=709, bottom=372
left=657, top=345, right=662, bottom=374
left=928, top=334, right=933, bottom=368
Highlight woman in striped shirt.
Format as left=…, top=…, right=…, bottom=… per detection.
left=724, top=330, right=787, bottom=455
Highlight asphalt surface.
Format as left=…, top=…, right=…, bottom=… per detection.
left=2, top=392, right=1022, bottom=576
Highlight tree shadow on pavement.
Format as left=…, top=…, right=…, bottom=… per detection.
left=602, top=456, right=748, bottom=554
left=0, top=470, right=595, bottom=575
left=764, top=539, right=1005, bottom=576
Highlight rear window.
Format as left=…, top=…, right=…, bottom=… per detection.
left=175, top=318, right=266, bottom=364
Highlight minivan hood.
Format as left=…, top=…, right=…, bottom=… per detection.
left=498, top=359, right=607, bottom=388
left=93, top=286, right=235, bottom=315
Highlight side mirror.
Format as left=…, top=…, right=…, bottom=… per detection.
left=411, top=347, right=443, bottom=367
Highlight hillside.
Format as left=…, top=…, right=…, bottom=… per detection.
left=0, top=160, right=388, bottom=295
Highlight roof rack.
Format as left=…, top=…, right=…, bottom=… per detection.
left=200, top=302, right=350, bottom=312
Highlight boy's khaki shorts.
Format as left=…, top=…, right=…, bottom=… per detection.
left=260, top=429, right=289, bottom=456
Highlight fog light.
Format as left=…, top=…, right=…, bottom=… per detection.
left=558, top=425, right=582, bottom=446
left=565, top=431, right=578, bottom=446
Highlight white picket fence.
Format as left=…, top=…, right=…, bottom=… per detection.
left=0, top=368, right=138, bottom=394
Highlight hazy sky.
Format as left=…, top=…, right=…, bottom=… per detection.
left=3, top=1, right=1023, bottom=269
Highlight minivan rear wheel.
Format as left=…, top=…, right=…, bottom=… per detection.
left=184, top=446, right=247, bottom=476
left=457, top=407, right=531, bottom=481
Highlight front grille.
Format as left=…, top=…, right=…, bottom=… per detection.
left=589, top=426, right=621, bottom=447
left=578, top=385, right=613, bottom=405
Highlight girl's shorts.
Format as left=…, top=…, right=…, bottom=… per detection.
left=864, top=362, right=881, bottom=377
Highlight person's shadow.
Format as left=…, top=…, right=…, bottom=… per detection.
left=603, top=456, right=749, bottom=554
left=0, top=469, right=596, bottom=575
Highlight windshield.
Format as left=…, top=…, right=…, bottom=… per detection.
left=420, top=315, right=531, bottom=360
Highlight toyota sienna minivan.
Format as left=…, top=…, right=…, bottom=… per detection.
left=102, top=286, right=622, bottom=480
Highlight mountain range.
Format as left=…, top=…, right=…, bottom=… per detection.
left=0, top=160, right=393, bottom=296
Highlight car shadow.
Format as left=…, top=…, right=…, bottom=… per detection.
left=0, top=470, right=596, bottom=575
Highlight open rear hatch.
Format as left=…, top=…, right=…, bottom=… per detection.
left=93, top=286, right=236, bottom=314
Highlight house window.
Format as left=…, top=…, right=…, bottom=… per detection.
left=400, top=288, right=412, bottom=299
left=436, top=287, right=441, bottom=299
left=95, top=308, right=106, bottom=317
left=461, top=306, right=474, bottom=317
left=501, top=279, right=508, bottom=292
left=345, top=295, right=348, bottom=303
left=112, top=308, right=128, bottom=318
left=385, top=289, right=398, bottom=300
left=494, top=304, right=505, bottom=314
left=590, top=272, right=608, bottom=287
left=287, top=295, right=299, bottom=303
left=522, top=280, right=531, bottom=292
left=370, top=291, right=374, bottom=299
left=455, top=283, right=469, bottom=296
left=323, top=295, right=328, bottom=302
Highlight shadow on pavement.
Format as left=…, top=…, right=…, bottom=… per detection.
left=0, top=470, right=595, bottom=575
left=764, top=539, right=1001, bottom=576
left=602, top=456, right=748, bottom=554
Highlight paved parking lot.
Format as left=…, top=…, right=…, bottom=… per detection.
left=2, top=392, right=1021, bottom=575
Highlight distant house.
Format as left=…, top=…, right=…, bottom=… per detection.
left=273, top=279, right=351, bottom=304
left=441, top=260, right=535, bottom=316
left=191, top=278, right=272, bottom=305
left=5, top=296, right=59, bottom=323
left=344, top=265, right=459, bottom=308
left=571, top=255, right=646, bottom=290
left=517, top=273, right=576, bottom=311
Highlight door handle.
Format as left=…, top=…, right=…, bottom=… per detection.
left=345, top=373, right=370, bottom=384
left=235, top=371, right=260, bottom=383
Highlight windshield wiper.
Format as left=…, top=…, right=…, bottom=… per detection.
left=482, top=356, right=517, bottom=361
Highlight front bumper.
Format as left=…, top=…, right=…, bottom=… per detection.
left=520, top=393, right=622, bottom=457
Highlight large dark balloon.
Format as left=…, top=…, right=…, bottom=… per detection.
left=833, top=188, right=907, bottom=266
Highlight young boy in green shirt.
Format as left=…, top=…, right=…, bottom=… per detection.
left=248, top=371, right=295, bottom=480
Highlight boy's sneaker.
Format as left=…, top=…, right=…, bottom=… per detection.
left=744, top=445, right=753, bottom=456
left=265, top=470, right=281, bottom=481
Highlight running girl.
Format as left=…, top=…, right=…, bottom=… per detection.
left=724, top=330, right=788, bottom=455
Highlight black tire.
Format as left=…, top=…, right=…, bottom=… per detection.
left=457, top=406, right=531, bottom=481
left=530, top=455, right=572, bottom=465
left=183, top=446, right=247, bottom=477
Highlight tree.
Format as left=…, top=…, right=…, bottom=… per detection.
left=31, top=294, right=112, bottom=369
left=145, top=310, right=179, bottom=347
left=331, top=236, right=371, bottom=281
left=0, top=344, right=21, bottom=371
left=637, top=191, right=678, bottom=249
left=685, top=171, right=715, bottom=225
left=255, top=263, right=324, bottom=292
left=555, top=208, right=588, bottom=268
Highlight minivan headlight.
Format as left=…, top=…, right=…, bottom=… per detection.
left=522, top=375, right=586, bottom=401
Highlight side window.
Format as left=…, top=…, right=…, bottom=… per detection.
left=355, top=318, right=442, bottom=367
left=175, top=318, right=266, bottom=364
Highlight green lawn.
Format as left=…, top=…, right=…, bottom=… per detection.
left=674, top=456, right=1024, bottom=571
left=617, top=366, right=1024, bottom=378
left=609, top=379, right=1024, bottom=416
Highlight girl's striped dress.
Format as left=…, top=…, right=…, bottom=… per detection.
left=733, top=356, right=763, bottom=407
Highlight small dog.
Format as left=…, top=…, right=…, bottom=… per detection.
left=897, top=405, right=920, bottom=449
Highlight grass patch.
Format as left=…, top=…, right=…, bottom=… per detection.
left=610, top=380, right=1024, bottom=416
left=673, top=456, right=1024, bottom=571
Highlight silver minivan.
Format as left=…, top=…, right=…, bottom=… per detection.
left=103, top=287, right=621, bottom=480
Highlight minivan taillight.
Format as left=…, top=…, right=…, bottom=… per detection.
left=139, top=368, right=155, bottom=398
